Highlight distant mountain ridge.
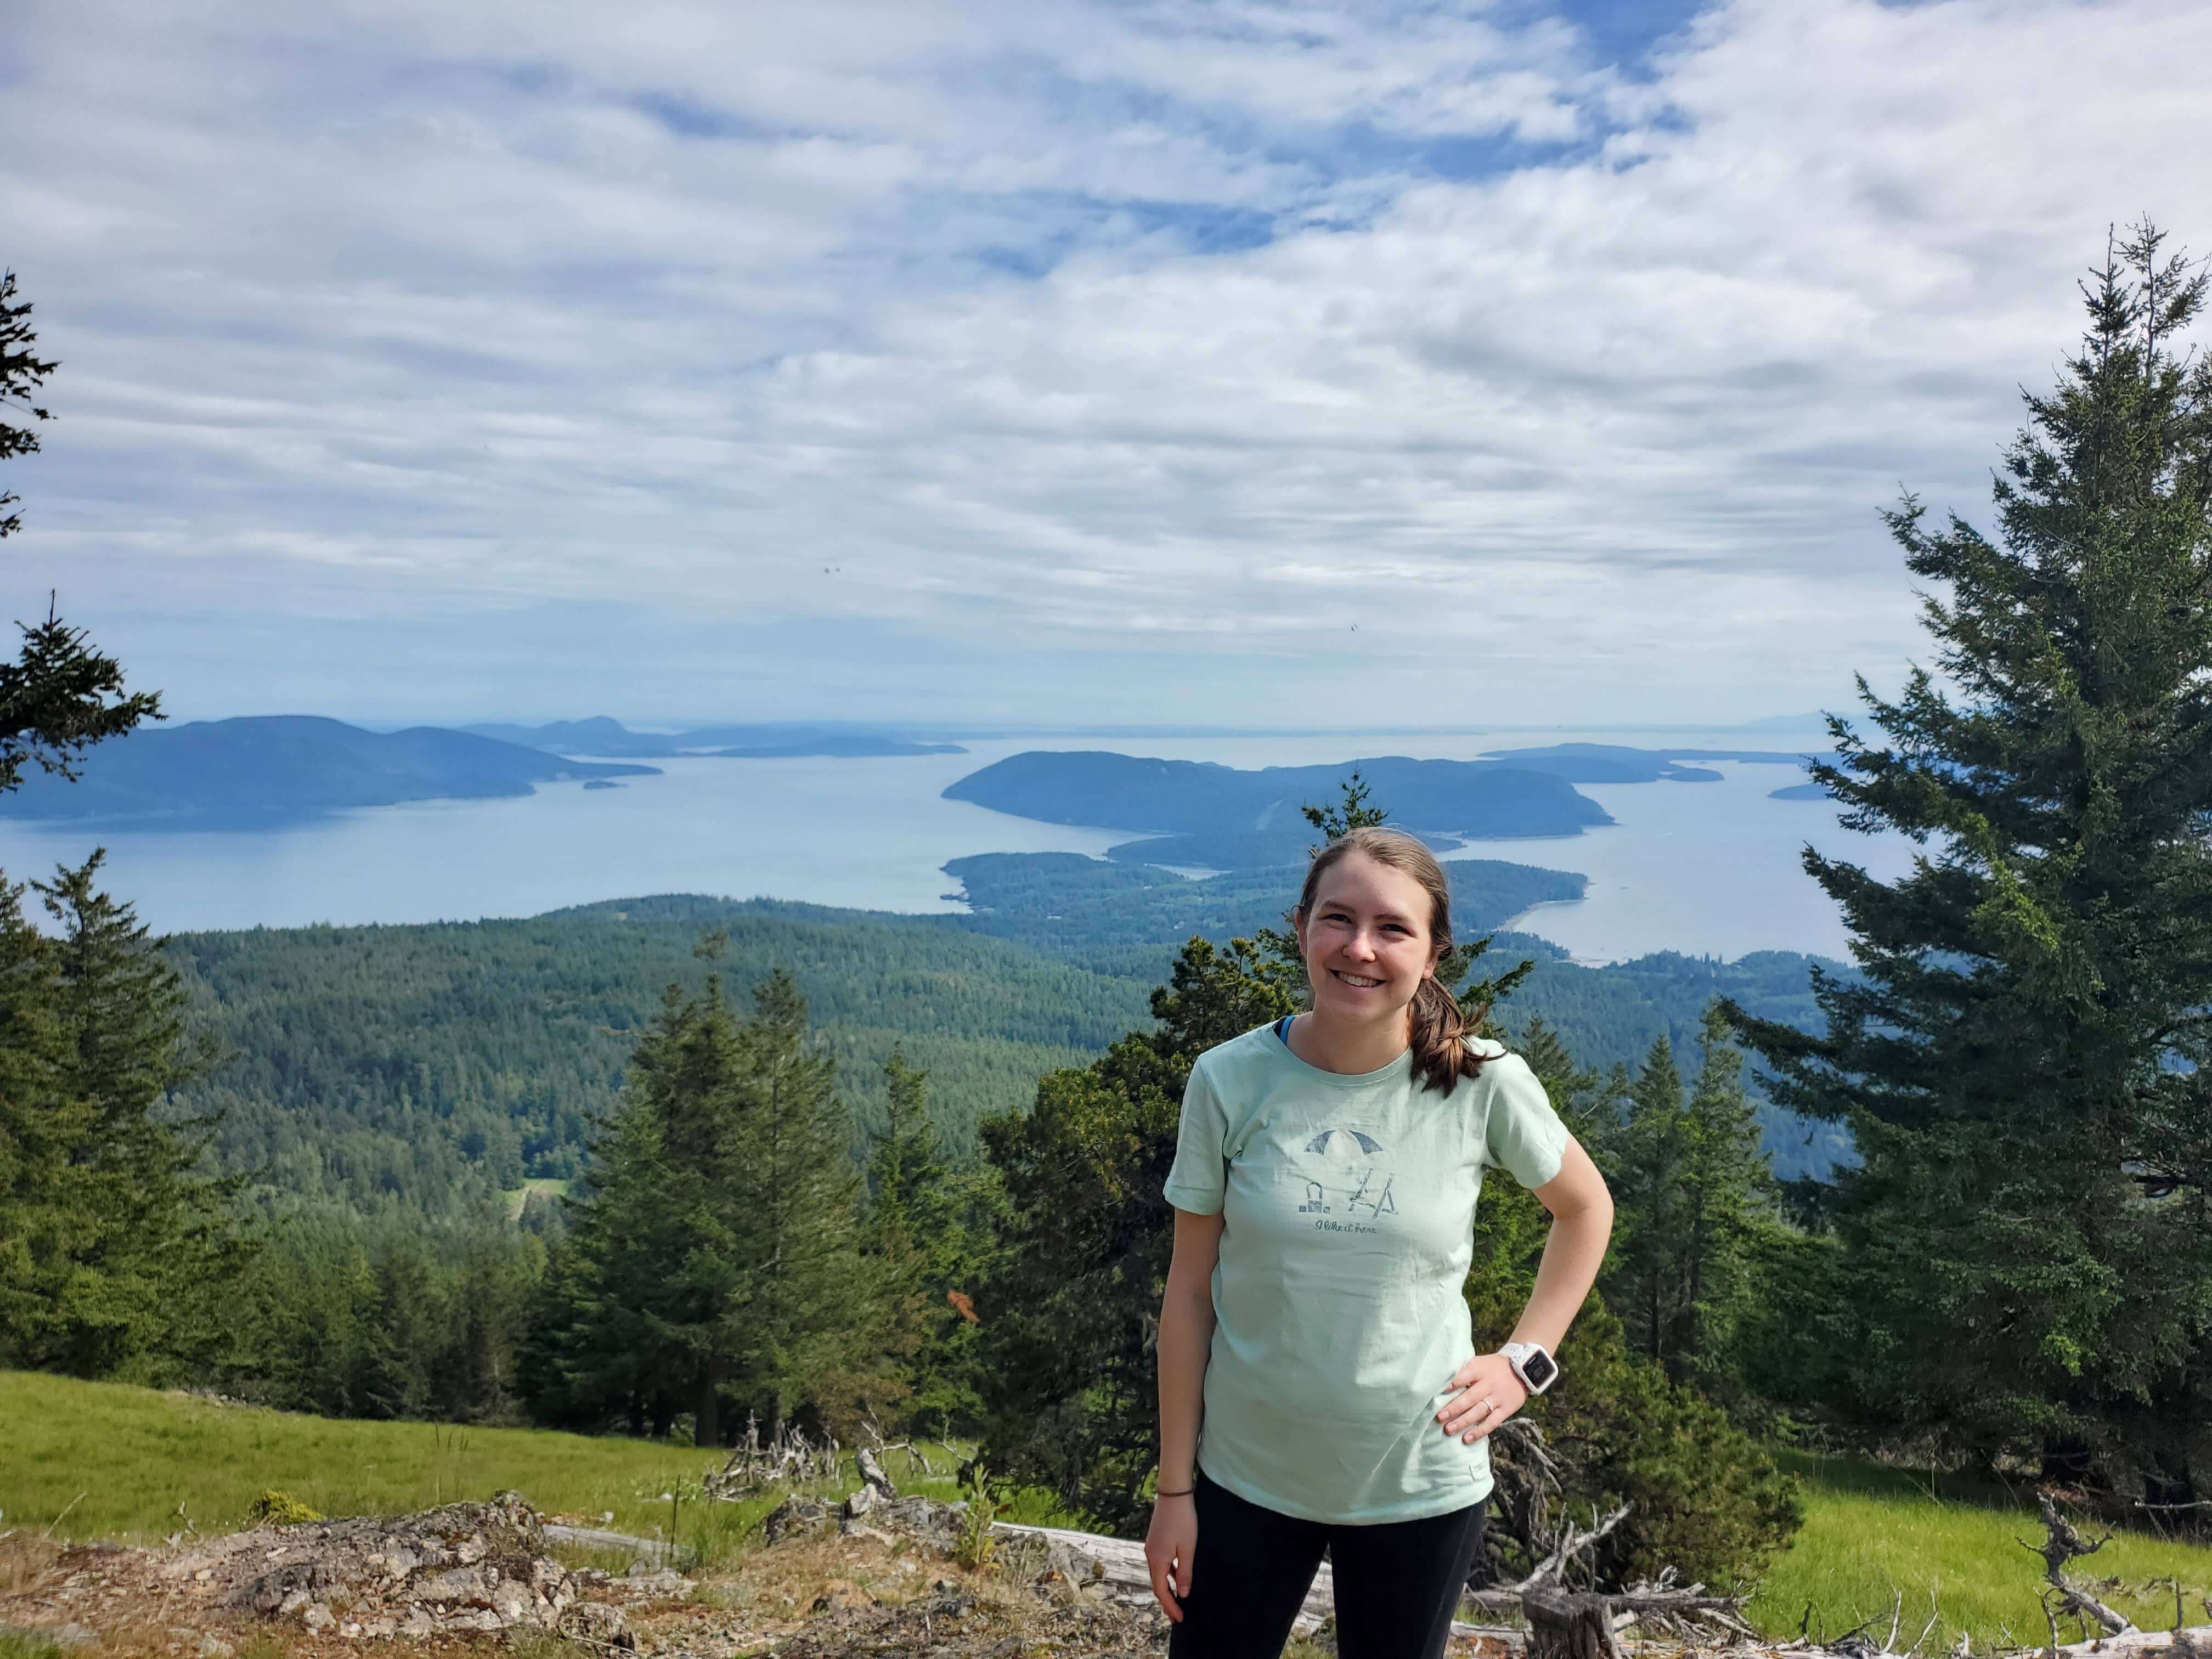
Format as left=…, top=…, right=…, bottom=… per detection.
left=944, top=751, right=1614, bottom=865
left=0, top=716, right=656, bottom=825
left=461, top=717, right=964, bottom=759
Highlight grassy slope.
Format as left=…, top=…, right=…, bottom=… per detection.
left=8, top=1374, right=2208, bottom=1645
left=1748, top=1452, right=2212, bottom=1650
left=0, top=1372, right=1066, bottom=1558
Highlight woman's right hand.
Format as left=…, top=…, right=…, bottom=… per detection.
left=1144, top=1492, right=1198, bottom=1622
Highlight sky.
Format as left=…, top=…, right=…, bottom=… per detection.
left=3, top=0, right=2209, bottom=730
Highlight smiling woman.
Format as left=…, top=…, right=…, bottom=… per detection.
left=1144, top=826, right=1615, bottom=1659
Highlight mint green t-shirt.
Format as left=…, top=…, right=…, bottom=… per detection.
left=1162, top=1022, right=1567, bottom=1525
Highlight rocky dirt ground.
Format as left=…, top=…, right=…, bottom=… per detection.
left=0, top=1491, right=1229, bottom=1659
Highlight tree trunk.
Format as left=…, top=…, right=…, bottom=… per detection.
left=698, top=1362, right=721, bottom=1448
left=1521, top=1583, right=1624, bottom=1659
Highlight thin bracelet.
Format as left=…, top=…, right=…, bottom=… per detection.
left=1156, top=1486, right=1194, bottom=1497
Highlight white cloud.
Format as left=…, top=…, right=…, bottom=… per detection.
left=2, top=0, right=2208, bottom=724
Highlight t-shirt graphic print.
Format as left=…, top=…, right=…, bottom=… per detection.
left=1163, top=1023, right=1567, bottom=1525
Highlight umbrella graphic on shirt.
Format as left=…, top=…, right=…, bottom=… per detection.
left=1296, top=1128, right=1393, bottom=1216
left=1305, top=1128, right=1384, bottom=1155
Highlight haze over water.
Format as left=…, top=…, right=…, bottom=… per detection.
left=0, top=726, right=1914, bottom=963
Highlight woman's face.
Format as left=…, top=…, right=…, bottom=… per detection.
left=1295, top=850, right=1441, bottom=1031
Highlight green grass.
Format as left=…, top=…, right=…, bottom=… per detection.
left=0, top=1370, right=732, bottom=1546
left=0, top=1370, right=1076, bottom=1565
left=1750, top=1450, right=2212, bottom=1650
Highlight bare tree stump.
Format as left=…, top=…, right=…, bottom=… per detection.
left=1522, top=1583, right=1626, bottom=1659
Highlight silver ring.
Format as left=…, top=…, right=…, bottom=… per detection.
left=1478, top=1396, right=1496, bottom=1417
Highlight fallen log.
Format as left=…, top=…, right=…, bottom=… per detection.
left=2046, top=1625, right=2212, bottom=1659
left=541, top=1524, right=674, bottom=1565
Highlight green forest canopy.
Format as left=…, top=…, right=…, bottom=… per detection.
left=162, top=871, right=1851, bottom=1221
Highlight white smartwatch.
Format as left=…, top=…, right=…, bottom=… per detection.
left=1500, top=1341, right=1559, bottom=1395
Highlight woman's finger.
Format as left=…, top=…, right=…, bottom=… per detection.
left=1177, top=1538, right=1197, bottom=1601
left=1441, top=1390, right=1500, bottom=1433
left=1463, top=1398, right=1522, bottom=1442
left=1148, top=1547, right=1183, bottom=1623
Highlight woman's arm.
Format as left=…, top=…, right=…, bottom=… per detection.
left=1508, top=1134, right=1614, bottom=1352
left=1438, top=1133, right=1613, bottom=1442
left=1146, top=1206, right=1224, bottom=1622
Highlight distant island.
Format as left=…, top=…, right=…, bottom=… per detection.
left=0, top=716, right=657, bottom=826
left=944, top=850, right=1588, bottom=954
left=943, top=752, right=1613, bottom=866
left=1476, top=742, right=1831, bottom=782
left=462, top=716, right=964, bottom=759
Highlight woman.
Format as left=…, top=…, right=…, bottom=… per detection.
left=1144, top=827, right=1614, bottom=1659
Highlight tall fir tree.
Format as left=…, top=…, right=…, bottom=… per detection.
left=528, top=960, right=883, bottom=1442
left=0, top=856, right=233, bottom=1379
left=1730, top=224, right=2212, bottom=1498
left=863, top=1051, right=1003, bottom=1432
left=1601, top=1035, right=1690, bottom=1370
left=0, top=874, right=92, bottom=1362
left=1669, top=1006, right=1787, bottom=1407
left=1, top=272, right=161, bottom=786
left=726, top=969, right=887, bottom=1439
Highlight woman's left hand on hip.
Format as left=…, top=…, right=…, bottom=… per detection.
left=1437, top=1351, right=1531, bottom=1442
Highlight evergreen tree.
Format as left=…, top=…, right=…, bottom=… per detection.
left=1730, top=224, right=2212, bottom=1497
left=1602, top=1036, right=1688, bottom=1370
left=1, top=273, right=161, bottom=786
left=864, top=1051, right=1003, bottom=1432
left=0, top=875, right=93, bottom=1363
left=1, top=268, right=55, bottom=544
left=726, top=968, right=886, bottom=1439
left=0, top=856, right=234, bottom=1378
left=1673, top=1006, right=1787, bottom=1405
left=529, top=958, right=883, bottom=1442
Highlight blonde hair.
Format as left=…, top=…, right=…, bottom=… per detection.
left=1294, top=826, right=1487, bottom=1094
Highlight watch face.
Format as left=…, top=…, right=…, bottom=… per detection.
left=1519, top=1348, right=1558, bottom=1391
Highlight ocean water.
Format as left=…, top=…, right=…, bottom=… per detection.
left=0, top=726, right=1912, bottom=962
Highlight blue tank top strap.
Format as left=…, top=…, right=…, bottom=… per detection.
left=1274, top=1015, right=1293, bottom=1044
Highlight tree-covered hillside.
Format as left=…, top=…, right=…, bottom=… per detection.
left=943, top=850, right=1585, bottom=975
left=163, top=875, right=1849, bottom=1222
left=165, top=896, right=1152, bottom=1214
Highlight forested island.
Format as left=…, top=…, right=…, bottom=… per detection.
left=466, top=716, right=965, bottom=758
left=0, top=715, right=656, bottom=824
left=945, top=751, right=1615, bottom=866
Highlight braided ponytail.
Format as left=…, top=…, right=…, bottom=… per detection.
left=1293, top=826, right=1489, bottom=1095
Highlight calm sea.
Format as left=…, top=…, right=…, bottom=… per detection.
left=0, top=727, right=1911, bottom=964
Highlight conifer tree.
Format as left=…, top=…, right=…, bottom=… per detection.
left=529, top=960, right=882, bottom=1442
left=0, top=857, right=231, bottom=1378
left=864, top=1051, right=1002, bottom=1431
left=0, top=269, right=217, bottom=1383
left=725, top=969, right=884, bottom=1439
left=0, top=273, right=161, bottom=787
left=1730, top=224, right=2212, bottom=1496
left=1602, top=1036, right=1690, bottom=1370
left=0, top=876, right=91, bottom=1361
left=1673, top=1006, right=1786, bottom=1405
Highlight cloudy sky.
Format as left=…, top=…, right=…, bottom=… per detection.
left=3, top=0, right=2208, bottom=730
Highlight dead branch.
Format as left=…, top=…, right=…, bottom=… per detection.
left=2020, top=1491, right=2136, bottom=1638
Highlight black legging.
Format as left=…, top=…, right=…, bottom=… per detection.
left=1166, top=1470, right=1488, bottom=1659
